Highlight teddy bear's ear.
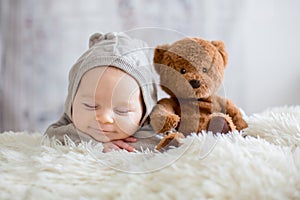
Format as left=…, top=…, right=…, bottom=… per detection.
left=153, top=44, right=170, bottom=64
left=211, top=41, right=228, bottom=67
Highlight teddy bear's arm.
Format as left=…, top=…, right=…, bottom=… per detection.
left=150, top=98, right=180, bottom=133
left=156, top=98, right=179, bottom=113
left=225, top=99, right=248, bottom=130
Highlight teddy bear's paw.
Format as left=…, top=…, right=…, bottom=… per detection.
left=206, top=113, right=236, bottom=134
left=151, top=113, right=180, bottom=133
left=156, top=132, right=185, bottom=151
left=235, top=118, right=248, bottom=131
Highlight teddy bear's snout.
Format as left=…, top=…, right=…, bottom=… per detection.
left=189, top=79, right=201, bottom=88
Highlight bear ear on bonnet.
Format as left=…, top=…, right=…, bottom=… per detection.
left=211, top=40, right=228, bottom=67
left=89, top=33, right=105, bottom=48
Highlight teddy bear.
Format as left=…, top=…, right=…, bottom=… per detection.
left=150, top=37, right=248, bottom=150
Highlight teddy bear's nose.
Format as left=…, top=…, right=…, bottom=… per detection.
left=189, top=79, right=201, bottom=88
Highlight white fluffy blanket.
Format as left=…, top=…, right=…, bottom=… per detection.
left=1, top=106, right=300, bottom=200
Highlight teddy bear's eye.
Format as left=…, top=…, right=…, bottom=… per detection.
left=202, top=68, right=207, bottom=73
left=180, top=68, right=186, bottom=74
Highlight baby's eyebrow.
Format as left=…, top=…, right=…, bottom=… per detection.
left=79, top=94, right=93, bottom=99
left=115, top=101, right=136, bottom=107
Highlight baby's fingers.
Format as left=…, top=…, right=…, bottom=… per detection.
left=123, top=136, right=137, bottom=143
left=112, top=140, right=135, bottom=152
left=102, top=142, right=120, bottom=153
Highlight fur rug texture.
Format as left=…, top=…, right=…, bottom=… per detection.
left=1, top=106, right=300, bottom=200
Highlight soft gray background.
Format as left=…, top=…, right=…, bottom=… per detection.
left=1, top=0, right=300, bottom=132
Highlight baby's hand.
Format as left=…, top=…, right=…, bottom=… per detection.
left=102, top=137, right=137, bottom=153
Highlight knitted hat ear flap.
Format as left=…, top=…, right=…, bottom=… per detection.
left=89, top=33, right=105, bottom=48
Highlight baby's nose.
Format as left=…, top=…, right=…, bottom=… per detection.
left=189, top=79, right=201, bottom=88
left=95, top=109, right=114, bottom=124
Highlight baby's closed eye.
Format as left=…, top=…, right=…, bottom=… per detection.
left=113, top=107, right=133, bottom=115
left=83, top=103, right=99, bottom=110
left=114, top=107, right=131, bottom=114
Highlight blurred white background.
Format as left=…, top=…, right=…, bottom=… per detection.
left=1, top=0, right=300, bottom=132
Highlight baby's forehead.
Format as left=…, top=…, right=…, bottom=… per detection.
left=82, top=66, right=133, bottom=82
left=79, top=66, right=141, bottom=93
left=85, top=66, right=125, bottom=75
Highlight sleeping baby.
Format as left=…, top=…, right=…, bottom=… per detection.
left=44, top=32, right=161, bottom=152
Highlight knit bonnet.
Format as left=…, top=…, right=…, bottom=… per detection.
left=64, top=32, right=158, bottom=124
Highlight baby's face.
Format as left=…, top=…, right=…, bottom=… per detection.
left=72, top=67, right=143, bottom=142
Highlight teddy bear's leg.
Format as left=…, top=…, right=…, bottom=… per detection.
left=155, top=132, right=185, bottom=151
left=206, top=113, right=236, bottom=134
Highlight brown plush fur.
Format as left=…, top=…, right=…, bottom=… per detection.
left=150, top=37, right=248, bottom=140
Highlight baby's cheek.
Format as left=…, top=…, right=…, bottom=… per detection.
left=115, top=115, right=141, bottom=136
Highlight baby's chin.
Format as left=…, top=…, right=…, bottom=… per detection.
left=87, top=132, right=130, bottom=143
